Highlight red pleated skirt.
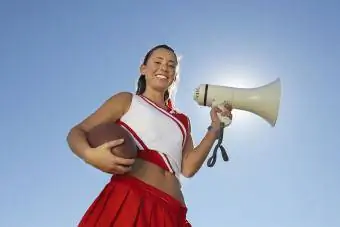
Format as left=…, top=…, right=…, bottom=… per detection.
left=78, top=175, right=192, bottom=227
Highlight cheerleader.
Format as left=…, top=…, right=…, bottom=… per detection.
left=67, top=44, right=233, bottom=227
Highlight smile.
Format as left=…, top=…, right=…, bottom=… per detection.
left=155, top=74, right=168, bottom=80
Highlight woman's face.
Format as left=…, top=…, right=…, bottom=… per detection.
left=140, top=47, right=178, bottom=92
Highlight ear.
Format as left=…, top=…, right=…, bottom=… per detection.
left=139, top=64, right=147, bottom=75
left=172, top=73, right=178, bottom=82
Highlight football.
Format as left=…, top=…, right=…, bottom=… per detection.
left=86, top=122, right=138, bottom=159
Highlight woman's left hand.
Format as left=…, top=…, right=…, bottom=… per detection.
left=210, top=102, right=233, bottom=128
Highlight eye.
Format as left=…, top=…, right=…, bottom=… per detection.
left=154, top=61, right=161, bottom=64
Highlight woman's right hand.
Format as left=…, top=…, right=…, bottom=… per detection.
left=84, top=138, right=135, bottom=174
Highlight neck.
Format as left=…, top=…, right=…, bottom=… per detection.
left=142, top=89, right=167, bottom=108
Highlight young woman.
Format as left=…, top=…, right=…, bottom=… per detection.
left=67, top=44, right=232, bottom=227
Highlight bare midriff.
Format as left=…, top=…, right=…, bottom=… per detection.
left=127, top=158, right=186, bottom=206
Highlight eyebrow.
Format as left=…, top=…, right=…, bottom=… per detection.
left=155, top=56, right=176, bottom=63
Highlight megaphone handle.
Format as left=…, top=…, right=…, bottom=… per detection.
left=217, top=113, right=232, bottom=127
left=207, top=123, right=229, bottom=167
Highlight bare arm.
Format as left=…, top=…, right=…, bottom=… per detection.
left=181, top=123, right=219, bottom=178
left=181, top=104, right=232, bottom=177
left=67, top=92, right=132, bottom=161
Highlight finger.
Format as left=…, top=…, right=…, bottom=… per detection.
left=224, top=103, right=232, bottom=111
left=113, top=156, right=135, bottom=166
left=102, top=139, right=124, bottom=149
left=213, top=106, right=222, bottom=113
left=221, top=111, right=232, bottom=119
left=221, top=111, right=230, bottom=116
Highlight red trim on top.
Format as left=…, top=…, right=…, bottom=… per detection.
left=137, top=150, right=172, bottom=172
left=163, top=153, right=176, bottom=173
left=166, top=99, right=174, bottom=110
left=139, top=95, right=172, bottom=112
left=116, top=119, right=175, bottom=174
left=117, top=120, right=148, bottom=150
left=138, top=95, right=187, bottom=146
left=173, top=113, right=190, bottom=134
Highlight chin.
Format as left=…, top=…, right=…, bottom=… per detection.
left=151, top=85, right=170, bottom=93
left=150, top=80, right=171, bottom=92
left=154, top=86, right=170, bottom=93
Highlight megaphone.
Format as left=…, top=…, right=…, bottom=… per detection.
left=193, top=78, right=282, bottom=127
left=193, top=78, right=282, bottom=167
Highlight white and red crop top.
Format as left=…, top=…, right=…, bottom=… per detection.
left=116, top=94, right=190, bottom=179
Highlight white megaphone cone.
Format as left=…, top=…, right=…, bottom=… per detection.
left=193, top=78, right=282, bottom=127
left=193, top=78, right=282, bottom=167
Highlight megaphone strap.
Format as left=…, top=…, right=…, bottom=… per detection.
left=207, top=123, right=229, bottom=167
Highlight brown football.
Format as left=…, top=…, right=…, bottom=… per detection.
left=86, top=122, right=138, bottom=159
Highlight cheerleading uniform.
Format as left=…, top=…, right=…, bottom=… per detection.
left=78, top=94, right=192, bottom=227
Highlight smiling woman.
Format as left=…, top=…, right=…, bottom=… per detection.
left=67, top=44, right=233, bottom=227
left=136, top=45, right=179, bottom=108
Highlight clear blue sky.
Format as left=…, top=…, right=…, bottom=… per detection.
left=1, top=1, right=340, bottom=227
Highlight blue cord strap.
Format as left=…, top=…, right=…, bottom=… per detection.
left=207, top=123, right=229, bottom=167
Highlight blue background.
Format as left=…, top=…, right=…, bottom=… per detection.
left=1, top=1, right=339, bottom=226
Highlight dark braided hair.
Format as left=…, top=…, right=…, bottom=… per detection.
left=136, top=44, right=178, bottom=102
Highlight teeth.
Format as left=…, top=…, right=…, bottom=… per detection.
left=156, top=74, right=167, bottom=79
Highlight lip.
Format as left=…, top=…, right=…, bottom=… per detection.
left=155, top=74, right=168, bottom=80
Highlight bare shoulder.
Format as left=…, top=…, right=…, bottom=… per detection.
left=108, top=91, right=133, bottom=107
left=76, top=91, right=133, bottom=132
left=105, top=91, right=133, bottom=114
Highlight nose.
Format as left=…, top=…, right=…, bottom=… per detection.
left=159, top=63, right=169, bottom=72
